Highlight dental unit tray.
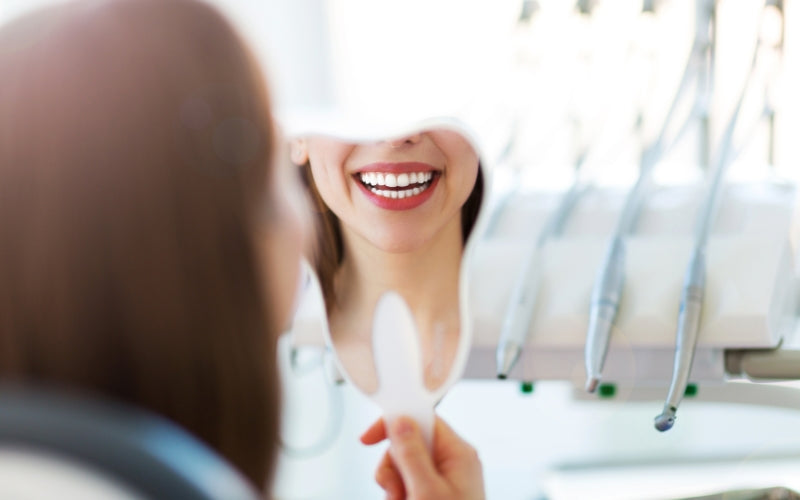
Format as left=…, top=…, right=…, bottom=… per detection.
left=465, top=180, right=799, bottom=387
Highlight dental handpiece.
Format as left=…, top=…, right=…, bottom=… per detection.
left=583, top=157, right=654, bottom=393
left=583, top=0, right=720, bottom=394
left=654, top=248, right=705, bottom=431
left=496, top=183, right=585, bottom=379
left=584, top=234, right=626, bottom=392
left=655, top=0, right=761, bottom=427
left=496, top=250, right=542, bottom=379
left=653, top=132, right=731, bottom=430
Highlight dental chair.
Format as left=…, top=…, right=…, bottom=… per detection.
left=0, top=386, right=261, bottom=500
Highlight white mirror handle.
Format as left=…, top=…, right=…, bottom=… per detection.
left=371, top=291, right=436, bottom=451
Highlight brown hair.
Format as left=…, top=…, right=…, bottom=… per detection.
left=300, top=161, right=484, bottom=310
left=0, top=0, right=279, bottom=488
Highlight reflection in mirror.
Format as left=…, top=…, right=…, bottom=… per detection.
left=289, top=127, right=484, bottom=396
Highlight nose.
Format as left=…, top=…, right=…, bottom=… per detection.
left=384, top=133, right=423, bottom=149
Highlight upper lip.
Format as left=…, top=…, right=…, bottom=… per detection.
left=352, top=162, right=440, bottom=174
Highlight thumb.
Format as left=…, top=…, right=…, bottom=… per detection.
left=387, top=416, right=441, bottom=497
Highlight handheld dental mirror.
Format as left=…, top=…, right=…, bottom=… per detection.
left=287, top=120, right=488, bottom=452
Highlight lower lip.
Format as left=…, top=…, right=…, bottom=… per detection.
left=355, top=175, right=440, bottom=211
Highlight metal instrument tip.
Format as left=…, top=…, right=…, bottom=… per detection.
left=654, top=408, right=677, bottom=432
left=496, top=345, right=520, bottom=381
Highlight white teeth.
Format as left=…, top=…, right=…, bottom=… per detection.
left=368, top=183, right=430, bottom=200
left=358, top=171, right=434, bottom=187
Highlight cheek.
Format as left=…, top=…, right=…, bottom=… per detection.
left=453, top=160, right=480, bottom=205
left=308, top=164, right=355, bottom=223
left=306, top=141, right=355, bottom=207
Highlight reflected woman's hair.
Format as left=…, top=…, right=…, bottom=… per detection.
left=0, top=0, right=279, bottom=487
left=299, top=159, right=484, bottom=311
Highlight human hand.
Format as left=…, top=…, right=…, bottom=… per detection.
left=360, top=416, right=485, bottom=500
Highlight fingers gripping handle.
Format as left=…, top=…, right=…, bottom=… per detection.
left=384, top=406, right=435, bottom=454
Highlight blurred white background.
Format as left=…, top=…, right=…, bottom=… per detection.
left=4, top=0, right=798, bottom=180
left=3, top=1, right=800, bottom=498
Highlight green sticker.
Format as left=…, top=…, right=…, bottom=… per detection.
left=598, top=383, right=616, bottom=398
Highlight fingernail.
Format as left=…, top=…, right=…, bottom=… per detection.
left=392, top=417, right=414, bottom=438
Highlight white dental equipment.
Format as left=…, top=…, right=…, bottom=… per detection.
left=496, top=174, right=587, bottom=379
left=497, top=1, right=665, bottom=381
left=583, top=173, right=646, bottom=393
left=655, top=0, right=779, bottom=431
left=584, top=1, right=715, bottom=393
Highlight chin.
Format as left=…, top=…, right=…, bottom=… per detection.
left=369, top=232, right=432, bottom=254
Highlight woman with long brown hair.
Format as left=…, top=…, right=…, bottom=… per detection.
left=0, top=0, right=484, bottom=497
left=0, top=0, right=299, bottom=488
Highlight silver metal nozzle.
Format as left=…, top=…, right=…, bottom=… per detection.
left=658, top=250, right=705, bottom=432
left=497, top=343, right=522, bottom=379
left=654, top=406, right=677, bottom=432
left=584, top=235, right=625, bottom=393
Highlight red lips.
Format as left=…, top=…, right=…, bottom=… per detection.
left=353, top=162, right=440, bottom=211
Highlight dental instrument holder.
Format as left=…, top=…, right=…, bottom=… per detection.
left=465, top=180, right=799, bottom=394
left=289, top=181, right=800, bottom=413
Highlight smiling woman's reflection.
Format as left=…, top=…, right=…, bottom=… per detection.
left=290, top=130, right=483, bottom=393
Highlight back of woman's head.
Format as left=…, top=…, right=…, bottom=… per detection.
left=0, top=0, right=279, bottom=487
